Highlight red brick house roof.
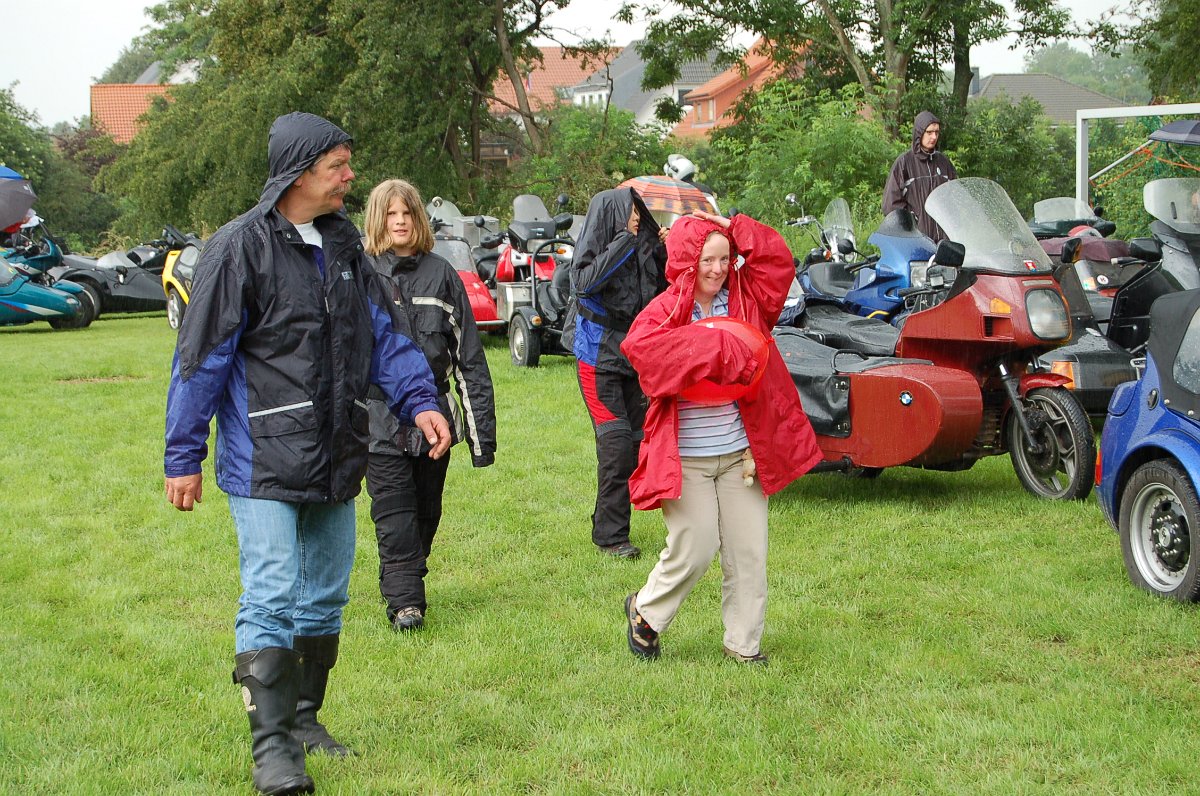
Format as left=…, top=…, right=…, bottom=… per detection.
left=90, top=84, right=172, bottom=144
left=490, top=46, right=604, bottom=114
left=672, top=40, right=789, bottom=139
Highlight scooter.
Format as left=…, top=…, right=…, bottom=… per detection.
left=491, top=194, right=574, bottom=345
left=508, top=237, right=575, bottom=367
left=782, top=178, right=1095, bottom=500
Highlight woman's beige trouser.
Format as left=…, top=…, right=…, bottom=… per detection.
left=636, top=450, right=769, bottom=656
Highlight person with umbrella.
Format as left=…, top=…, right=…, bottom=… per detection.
left=571, top=187, right=667, bottom=558
left=0, top=166, right=38, bottom=244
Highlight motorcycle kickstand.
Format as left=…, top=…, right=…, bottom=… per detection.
left=997, top=363, right=1044, bottom=455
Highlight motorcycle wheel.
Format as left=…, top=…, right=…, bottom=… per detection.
left=47, top=282, right=98, bottom=330
left=166, top=288, right=185, bottom=330
left=510, top=315, right=541, bottom=367
left=1007, top=386, right=1095, bottom=501
left=1119, top=460, right=1200, bottom=601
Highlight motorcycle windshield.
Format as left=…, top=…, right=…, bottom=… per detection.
left=822, top=198, right=854, bottom=243
left=432, top=238, right=476, bottom=274
left=426, top=198, right=463, bottom=224
left=925, top=178, right=1052, bottom=274
left=512, top=194, right=551, bottom=222
left=1144, top=177, right=1200, bottom=235
left=1031, top=196, right=1097, bottom=223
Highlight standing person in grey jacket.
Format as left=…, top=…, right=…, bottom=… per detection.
left=164, top=112, right=450, bottom=796
left=882, top=111, right=958, bottom=241
left=361, top=178, right=497, bottom=632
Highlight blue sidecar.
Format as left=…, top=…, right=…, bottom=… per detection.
left=1098, top=288, right=1200, bottom=600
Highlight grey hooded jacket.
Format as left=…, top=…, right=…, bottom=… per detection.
left=882, top=110, right=958, bottom=241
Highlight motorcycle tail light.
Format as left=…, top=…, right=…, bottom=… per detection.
left=1095, top=445, right=1103, bottom=486
left=1026, top=288, right=1070, bottom=340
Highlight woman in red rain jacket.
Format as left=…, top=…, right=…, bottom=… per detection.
left=619, top=210, right=822, bottom=664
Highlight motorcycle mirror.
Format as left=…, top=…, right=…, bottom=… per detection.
left=556, top=193, right=569, bottom=208
left=837, top=238, right=855, bottom=256
left=785, top=193, right=798, bottom=206
left=1093, top=205, right=1105, bottom=218
left=932, top=239, right=965, bottom=268
left=1093, top=219, right=1117, bottom=237
left=1059, top=237, right=1081, bottom=265
left=1128, top=237, right=1163, bottom=263
left=474, top=215, right=488, bottom=228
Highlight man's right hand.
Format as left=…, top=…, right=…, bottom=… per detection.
left=165, top=474, right=204, bottom=511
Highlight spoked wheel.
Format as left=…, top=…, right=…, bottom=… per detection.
left=1007, top=387, right=1095, bottom=500
left=166, top=288, right=185, bottom=330
left=1119, top=461, right=1200, bottom=601
left=510, top=315, right=541, bottom=367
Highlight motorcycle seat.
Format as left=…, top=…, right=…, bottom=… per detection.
left=797, top=304, right=900, bottom=357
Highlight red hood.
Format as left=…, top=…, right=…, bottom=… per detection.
left=663, top=215, right=741, bottom=325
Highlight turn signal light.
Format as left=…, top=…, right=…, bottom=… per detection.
left=1049, top=360, right=1077, bottom=389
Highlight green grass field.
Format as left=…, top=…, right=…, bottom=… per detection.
left=3, top=315, right=1199, bottom=794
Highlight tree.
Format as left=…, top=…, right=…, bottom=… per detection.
left=501, top=104, right=671, bottom=214
left=1131, top=0, right=1200, bottom=100
left=97, top=42, right=160, bottom=84
left=101, top=0, right=577, bottom=236
left=625, top=0, right=1072, bottom=135
left=705, top=82, right=897, bottom=231
left=0, top=88, right=52, bottom=183
left=947, top=96, right=1074, bottom=218
left=1024, top=42, right=1151, bottom=104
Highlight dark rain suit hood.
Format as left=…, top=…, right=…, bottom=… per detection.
left=882, top=110, right=958, bottom=241
left=257, top=112, right=353, bottom=213
left=571, top=187, right=667, bottom=374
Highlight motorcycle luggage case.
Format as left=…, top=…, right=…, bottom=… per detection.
left=776, top=328, right=981, bottom=469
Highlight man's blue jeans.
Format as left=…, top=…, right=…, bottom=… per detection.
left=227, top=496, right=356, bottom=652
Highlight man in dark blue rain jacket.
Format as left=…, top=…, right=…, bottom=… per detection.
left=164, top=112, right=450, bottom=796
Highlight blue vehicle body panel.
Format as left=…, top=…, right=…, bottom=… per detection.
left=1098, top=353, right=1200, bottom=529
left=847, top=229, right=938, bottom=319
left=0, top=262, right=81, bottom=326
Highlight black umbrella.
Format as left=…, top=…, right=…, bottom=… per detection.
left=1149, top=119, right=1200, bottom=147
left=0, top=166, right=37, bottom=230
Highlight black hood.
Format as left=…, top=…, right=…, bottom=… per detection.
left=911, top=110, right=942, bottom=155
left=257, top=112, right=353, bottom=212
left=573, top=187, right=659, bottom=271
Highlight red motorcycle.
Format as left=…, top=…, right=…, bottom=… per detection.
left=783, top=178, right=1095, bottom=500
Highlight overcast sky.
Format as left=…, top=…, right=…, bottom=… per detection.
left=2, top=0, right=1112, bottom=129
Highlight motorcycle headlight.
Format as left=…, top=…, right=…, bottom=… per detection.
left=1026, top=288, right=1070, bottom=340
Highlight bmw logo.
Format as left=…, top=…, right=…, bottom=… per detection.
left=899, top=391, right=913, bottom=406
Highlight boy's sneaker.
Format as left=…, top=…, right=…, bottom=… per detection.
left=723, top=646, right=768, bottom=665
left=625, top=593, right=660, bottom=659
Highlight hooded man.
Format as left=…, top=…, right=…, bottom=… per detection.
left=164, top=112, right=450, bottom=795
left=882, top=110, right=958, bottom=241
left=571, top=187, right=667, bottom=558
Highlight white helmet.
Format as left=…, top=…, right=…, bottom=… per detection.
left=664, top=153, right=696, bottom=182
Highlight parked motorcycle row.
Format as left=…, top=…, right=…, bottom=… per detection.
left=0, top=221, right=202, bottom=330
left=7, top=141, right=1200, bottom=605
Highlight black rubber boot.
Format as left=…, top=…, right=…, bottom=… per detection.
left=292, top=634, right=353, bottom=756
left=233, top=648, right=316, bottom=795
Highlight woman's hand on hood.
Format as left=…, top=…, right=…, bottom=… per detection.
left=690, top=209, right=729, bottom=229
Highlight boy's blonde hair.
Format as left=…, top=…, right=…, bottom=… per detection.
left=364, top=179, right=433, bottom=257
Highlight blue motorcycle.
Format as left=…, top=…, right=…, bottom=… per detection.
left=2, top=229, right=97, bottom=327
left=0, top=259, right=89, bottom=329
left=794, top=198, right=938, bottom=324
